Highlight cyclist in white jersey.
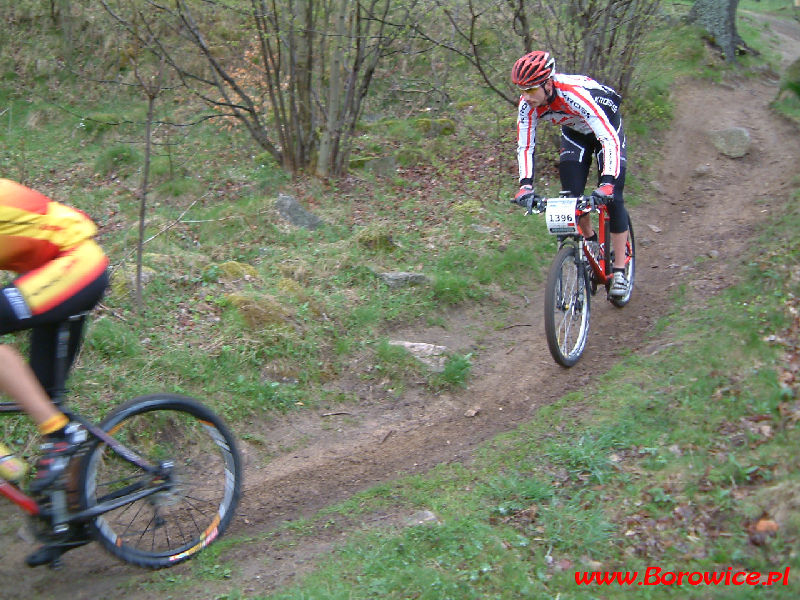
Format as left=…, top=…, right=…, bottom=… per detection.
left=511, top=51, right=631, bottom=298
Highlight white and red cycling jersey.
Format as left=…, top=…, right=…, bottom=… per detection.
left=517, top=73, right=623, bottom=185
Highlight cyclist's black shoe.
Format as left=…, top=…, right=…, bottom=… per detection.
left=25, top=544, right=65, bottom=568
left=29, top=440, right=73, bottom=494
left=26, top=532, right=92, bottom=568
left=28, top=423, right=86, bottom=494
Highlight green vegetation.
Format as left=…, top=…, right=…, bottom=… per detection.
left=1, top=1, right=799, bottom=598
left=773, top=54, right=800, bottom=125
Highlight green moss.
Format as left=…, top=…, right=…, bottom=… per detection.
left=226, top=293, right=291, bottom=328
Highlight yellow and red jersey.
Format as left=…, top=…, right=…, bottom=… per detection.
left=0, top=178, right=100, bottom=274
left=0, top=179, right=108, bottom=316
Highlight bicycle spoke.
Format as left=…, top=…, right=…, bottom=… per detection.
left=545, top=246, right=590, bottom=367
left=556, top=260, right=579, bottom=352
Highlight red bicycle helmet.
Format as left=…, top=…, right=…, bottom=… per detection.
left=511, top=51, right=556, bottom=88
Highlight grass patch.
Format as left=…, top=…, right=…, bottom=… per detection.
left=428, top=352, right=472, bottom=391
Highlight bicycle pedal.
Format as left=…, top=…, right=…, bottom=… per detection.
left=25, top=533, right=91, bottom=568
left=25, top=544, right=64, bottom=568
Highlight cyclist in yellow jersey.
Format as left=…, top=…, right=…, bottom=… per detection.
left=0, top=178, right=108, bottom=493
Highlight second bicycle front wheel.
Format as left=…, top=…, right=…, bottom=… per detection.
left=544, top=245, right=591, bottom=367
left=78, top=394, right=242, bottom=569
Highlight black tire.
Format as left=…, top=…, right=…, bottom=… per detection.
left=78, top=395, right=242, bottom=569
left=609, top=218, right=635, bottom=308
left=544, top=245, right=591, bottom=367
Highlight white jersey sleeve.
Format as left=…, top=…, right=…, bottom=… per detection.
left=516, top=97, right=537, bottom=184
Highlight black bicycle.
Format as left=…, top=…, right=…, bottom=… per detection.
left=0, top=314, right=242, bottom=569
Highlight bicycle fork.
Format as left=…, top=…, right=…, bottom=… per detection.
left=555, top=245, right=589, bottom=314
left=565, top=239, right=592, bottom=303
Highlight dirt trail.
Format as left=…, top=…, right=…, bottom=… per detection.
left=3, top=15, right=800, bottom=600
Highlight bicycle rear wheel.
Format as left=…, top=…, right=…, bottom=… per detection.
left=78, top=394, right=242, bottom=569
left=544, top=245, right=591, bottom=367
left=609, top=218, right=635, bottom=308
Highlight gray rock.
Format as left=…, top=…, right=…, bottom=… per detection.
left=389, top=341, right=448, bottom=372
left=692, top=164, right=712, bottom=177
left=377, top=272, right=430, bottom=288
left=650, top=180, right=666, bottom=194
left=406, top=510, right=442, bottom=526
left=275, top=194, right=326, bottom=230
left=350, top=155, right=398, bottom=177
left=708, top=127, right=751, bottom=158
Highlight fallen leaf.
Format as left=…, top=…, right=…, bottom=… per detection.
left=755, top=519, right=779, bottom=533
left=555, top=558, right=573, bottom=571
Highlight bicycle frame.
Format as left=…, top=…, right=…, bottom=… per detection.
left=540, top=195, right=626, bottom=290
left=0, top=404, right=171, bottom=519
left=577, top=201, right=612, bottom=287
left=522, top=192, right=635, bottom=367
left=0, top=477, right=40, bottom=515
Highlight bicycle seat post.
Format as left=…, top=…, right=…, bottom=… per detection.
left=50, top=313, right=87, bottom=407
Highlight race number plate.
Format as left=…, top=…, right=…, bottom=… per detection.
left=545, top=198, right=577, bottom=235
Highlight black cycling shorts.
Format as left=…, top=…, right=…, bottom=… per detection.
left=559, top=127, right=629, bottom=234
left=0, top=268, right=109, bottom=399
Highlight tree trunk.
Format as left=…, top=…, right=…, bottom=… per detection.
left=688, top=0, right=744, bottom=61
left=52, top=0, right=75, bottom=66
left=136, top=92, right=154, bottom=313
left=99, top=0, right=414, bottom=179
left=133, top=57, right=165, bottom=313
left=290, top=0, right=315, bottom=172
left=316, top=0, right=347, bottom=178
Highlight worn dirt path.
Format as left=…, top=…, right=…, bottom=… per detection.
left=2, top=14, right=800, bottom=600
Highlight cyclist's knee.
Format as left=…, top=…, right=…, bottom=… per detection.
left=608, top=203, right=629, bottom=234
left=559, top=160, right=589, bottom=196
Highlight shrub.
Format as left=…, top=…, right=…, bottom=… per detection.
left=94, top=144, right=141, bottom=176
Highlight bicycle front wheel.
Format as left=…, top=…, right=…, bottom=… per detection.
left=78, top=394, right=242, bottom=569
left=544, top=245, right=591, bottom=367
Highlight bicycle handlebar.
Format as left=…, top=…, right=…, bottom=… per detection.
left=510, top=191, right=541, bottom=213
left=511, top=193, right=607, bottom=215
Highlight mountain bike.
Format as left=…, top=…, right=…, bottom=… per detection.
left=514, top=192, right=635, bottom=367
left=0, top=314, right=242, bottom=569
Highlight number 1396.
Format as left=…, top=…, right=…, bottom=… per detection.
left=548, top=213, right=573, bottom=223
